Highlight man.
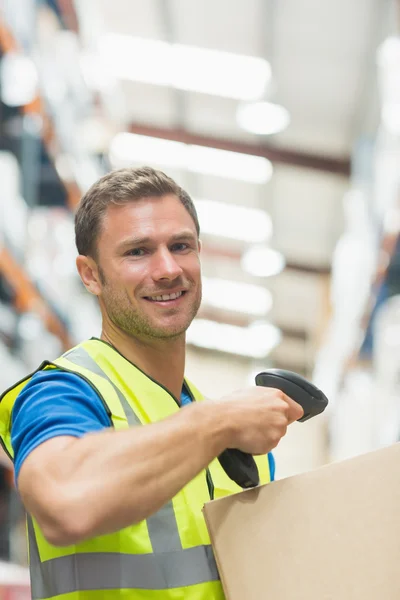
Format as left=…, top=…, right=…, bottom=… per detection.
left=0, top=166, right=303, bottom=599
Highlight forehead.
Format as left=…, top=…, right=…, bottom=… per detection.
left=98, top=194, right=196, bottom=246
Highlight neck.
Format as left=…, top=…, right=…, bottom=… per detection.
left=100, top=322, right=186, bottom=402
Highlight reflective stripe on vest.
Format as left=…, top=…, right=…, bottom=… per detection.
left=29, top=345, right=220, bottom=598
left=28, top=518, right=218, bottom=599
left=63, top=347, right=141, bottom=427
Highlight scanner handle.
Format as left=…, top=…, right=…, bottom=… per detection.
left=218, top=448, right=260, bottom=489
left=217, top=369, right=328, bottom=489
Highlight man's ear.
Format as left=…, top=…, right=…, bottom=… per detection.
left=76, top=255, right=102, bottom=296
left=198, top=238, right=202, bottom=253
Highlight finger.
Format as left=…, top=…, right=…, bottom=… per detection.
left=282, top=394, right=304, bottom=424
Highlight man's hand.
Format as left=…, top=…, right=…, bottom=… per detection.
left=214, top=387, right=304, bottom=455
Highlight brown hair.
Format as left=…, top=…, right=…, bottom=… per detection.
left=75, top=166, right=200, bottom=258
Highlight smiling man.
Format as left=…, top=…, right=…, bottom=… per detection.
left=0, top=166, right=303, bottom=600
left=83, top=191, right=203, bottom=400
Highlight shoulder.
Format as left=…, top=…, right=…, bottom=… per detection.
left=12, top=368, right=110, bottom=425
left=11, top=368, right=111, bottom=479
left=22, top=368, right=95, bottom=389
left=14, top=368, right=97, bottom=402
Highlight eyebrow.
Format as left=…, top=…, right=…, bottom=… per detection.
left=117, top=230, right=198, bottom=251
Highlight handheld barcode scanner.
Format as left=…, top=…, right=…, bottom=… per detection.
left=218, top=369, right=329, bottom=489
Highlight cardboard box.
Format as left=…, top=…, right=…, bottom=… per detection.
left=203, top=444, right=400, bottom=600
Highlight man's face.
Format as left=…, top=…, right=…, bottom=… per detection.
left=95, top=194, right=202, bottom=341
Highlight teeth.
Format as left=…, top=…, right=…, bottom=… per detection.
left=149, top=291, right=183, bottom=301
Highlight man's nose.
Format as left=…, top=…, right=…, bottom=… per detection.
left=152, top=248, right=183, bottom=281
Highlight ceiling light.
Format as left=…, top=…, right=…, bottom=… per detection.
left=98, top=34, right=271, bottom=100
left=241, top=246, right=285, bottom=277
left=109, top=133, right=273, bottom=184
left=188, top=145, right=272, bottom=183
left=187, top=319, right=281, bottom=358
left=237, top=101, right=290, bottom=135
left=195, top=199, right=272, bottom=243
left=202, top=277, right=272, bottom=316
left=110, top=133, right=186, bottom=168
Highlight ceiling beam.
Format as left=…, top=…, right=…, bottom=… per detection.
left=128, top=122, right=351, bottom=176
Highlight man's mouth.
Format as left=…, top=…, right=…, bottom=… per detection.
left=144, top=291, right=186, bottom=302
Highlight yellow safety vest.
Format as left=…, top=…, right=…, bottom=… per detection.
left=0, top=338, right=271, bottom=600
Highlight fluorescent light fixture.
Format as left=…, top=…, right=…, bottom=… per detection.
left=187, top=319, right=281, bottom=358
left=195, top=199, right=272, bottom=243
left=237, top=101, right=290, bottom=135
left=241, top=246, right=285, bottom=277
left=110, top=133, right=186, bottom=168
left=109, top=133, right=273, bottom=184
left=98, top=33, right=271, bottom=100
left=187, top=145, right=272, bottom=183
left=202, top=277, right=272, bottom=316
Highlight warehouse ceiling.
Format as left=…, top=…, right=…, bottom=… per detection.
left=65, top=0, right=391, bottom=374
left=0, top=0, right=389, bottom=375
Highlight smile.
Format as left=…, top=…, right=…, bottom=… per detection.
left=145, top=291, right=186, bottom=302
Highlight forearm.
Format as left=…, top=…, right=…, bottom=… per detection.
left=22, top=401, right=229, bottom=545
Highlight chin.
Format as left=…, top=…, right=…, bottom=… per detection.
left=152, top=321, right=190, bottom=338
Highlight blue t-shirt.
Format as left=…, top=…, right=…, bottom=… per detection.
left=11, top=370, right=275, bottom=481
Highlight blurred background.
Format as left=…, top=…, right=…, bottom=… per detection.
left=0, top=0, right=400, bottom=592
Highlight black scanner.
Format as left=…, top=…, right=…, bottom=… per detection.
left=255, top=369, right=328, bottom=422
left=218, top=369, right=329, bottom=489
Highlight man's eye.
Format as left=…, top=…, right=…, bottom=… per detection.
left=127, top=248, right=145, bottom=257
left=171, top=243, right=189, bottom=252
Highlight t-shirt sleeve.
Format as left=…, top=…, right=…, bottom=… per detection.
left=11, top=369, right=111, bottom=481
left=268, top=452, right=275, bottom=481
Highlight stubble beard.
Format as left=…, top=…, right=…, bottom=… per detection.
left=100, top=277, right=202, bottom=341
